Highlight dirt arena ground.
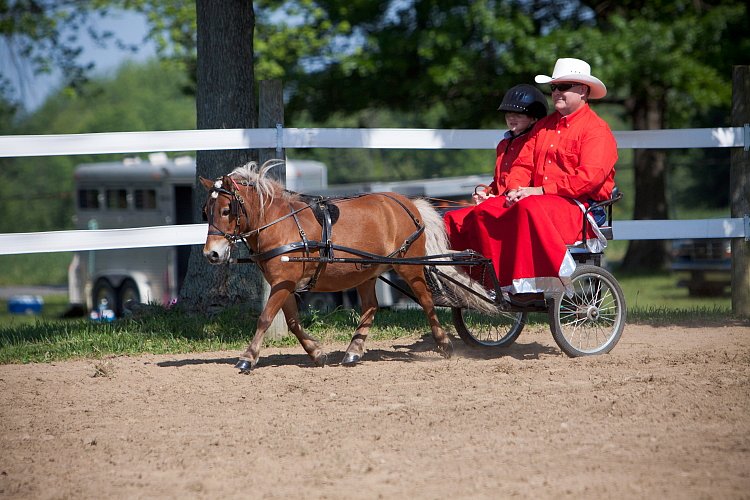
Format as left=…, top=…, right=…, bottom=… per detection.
left=1, top=323, right=749, bottom=499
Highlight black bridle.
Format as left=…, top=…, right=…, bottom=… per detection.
left=202, top=178, right=251, bottom=244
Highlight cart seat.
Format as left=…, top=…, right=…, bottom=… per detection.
left=567, top=189, right=622, bottom=262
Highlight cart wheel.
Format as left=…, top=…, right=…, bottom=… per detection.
left=548, top=264, right=626, bottom=357
left=452, top=306, right=526, bottom=349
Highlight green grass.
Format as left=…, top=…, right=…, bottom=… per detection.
left=0, top=251, right=740, bottom=365
left=615, top=269, right=730, bottom=311
left=0, top=253, right=71, bottom=286
left=0, top=269, right=742, bottom=365
left=0, top=303, right=456, bottom=364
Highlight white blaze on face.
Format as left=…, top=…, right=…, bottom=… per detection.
left=203, top=178, right=232, bottom=263
left=203, top=235, right=231, bottom=264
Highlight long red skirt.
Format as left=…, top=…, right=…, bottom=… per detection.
left=444, top=195, right=606, bottom=294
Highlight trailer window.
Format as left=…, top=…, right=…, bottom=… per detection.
left=78, top=189, right=100, bottom=210
left=106, top=189, right=128, bottom=210
left=134, top=189, right=157, bottom=209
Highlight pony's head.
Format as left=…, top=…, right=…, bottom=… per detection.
left=201, top=160, right=285, bottom=264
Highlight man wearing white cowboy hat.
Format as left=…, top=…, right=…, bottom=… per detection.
left=450, top=57, right=618, bottom=299
left=504, top=57, right=617, bottom=205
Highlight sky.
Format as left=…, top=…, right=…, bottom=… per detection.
left=3, top=9, right=156, bottom=112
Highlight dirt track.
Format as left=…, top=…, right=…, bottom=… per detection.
left=1, top=323, right=749, bottom=499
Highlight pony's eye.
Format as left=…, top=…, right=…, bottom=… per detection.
left=221, top=208, right=230, bottom=217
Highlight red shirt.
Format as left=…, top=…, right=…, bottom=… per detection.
left=505, top=104, right=618, bottom=202
left=488, top=129, right=535, bottom=195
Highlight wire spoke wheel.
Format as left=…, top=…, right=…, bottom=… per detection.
left=452, top=306, right=526, bottom=349
left=549, top=264, right=626, bottom=356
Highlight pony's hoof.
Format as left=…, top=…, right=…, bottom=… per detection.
left=341, top=352, right=361, bottom=366
left=235, top=359, right=253, bottom=374
left=437, top=342, right=453, bottom=359
left=313, top=352, right=328, bottom=367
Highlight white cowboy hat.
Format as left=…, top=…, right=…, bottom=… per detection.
left=535, top=58, right=607, bottom=99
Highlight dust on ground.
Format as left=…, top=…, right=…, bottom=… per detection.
left=1, top=323, right=749, bottom=499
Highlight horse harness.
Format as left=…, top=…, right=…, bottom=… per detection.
left=204, top=178, right=425, bottom=292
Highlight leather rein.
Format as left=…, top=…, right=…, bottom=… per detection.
left=204, top=179, right=425, bottom=292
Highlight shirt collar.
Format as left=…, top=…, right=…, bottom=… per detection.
left=558, top=103, right=589, bottom=127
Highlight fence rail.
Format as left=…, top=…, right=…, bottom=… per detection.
left=0, top=126, right=747, bottom=256
left=0, top=218, right=747, bottom=256
left=0, top=126, right=745, bottom=157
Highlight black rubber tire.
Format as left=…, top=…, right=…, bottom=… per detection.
left=548, top=265, right=626, bottom=357
left=117, top=279, right=141, bottom=316
left=452, top=306, right=526, bottom=349
left=92, top=279, right=117, bottom=316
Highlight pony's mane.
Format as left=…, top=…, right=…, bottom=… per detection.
left=228, top=160, right=297, bottom=214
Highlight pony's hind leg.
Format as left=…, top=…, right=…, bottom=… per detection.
left=395, top=265, right=453, bottom=358
left=281, top=294, right=327, bottom=367
left=341, top=279, right=379, bottom=366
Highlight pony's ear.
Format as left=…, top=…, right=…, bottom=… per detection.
left=221, top=175, right=233, bottom=188
left=199, top=177, right=214, bottom=190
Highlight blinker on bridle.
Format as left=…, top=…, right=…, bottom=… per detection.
left=203, top=178, right=253, bottom=242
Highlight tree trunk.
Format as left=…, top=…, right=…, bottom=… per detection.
left=179, top=1, right=265, bottom=312
left=621, top=88, right=670, bottom=270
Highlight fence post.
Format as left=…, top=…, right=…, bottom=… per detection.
left=258, top=79, right=289, bottom=339
left=731, top=66, right=750, bottom=318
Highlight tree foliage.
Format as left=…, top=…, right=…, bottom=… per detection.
left=0, top=0, right=144, bottom=109
left=0, top=61, right=195, bottom=234
left=2, top=0, right=748, bottom=270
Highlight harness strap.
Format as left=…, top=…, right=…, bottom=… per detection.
left=211, top=186, right=428, bottom=293
left=374, top=193, right=424, bottom=258
left=304, top=200, right=335, bottom=291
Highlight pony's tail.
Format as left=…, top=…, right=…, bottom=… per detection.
left=413, top=199, right=499, bottom=314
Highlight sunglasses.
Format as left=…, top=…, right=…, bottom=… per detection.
left=549, top=83, right=580, bottom=92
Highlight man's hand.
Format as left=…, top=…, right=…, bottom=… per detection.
left=473, top=185, right=495, bottom=205
left=504, top=186, right=544, bottom=206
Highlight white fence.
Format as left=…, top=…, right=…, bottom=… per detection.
left=0, top=126, right=747, bottom=256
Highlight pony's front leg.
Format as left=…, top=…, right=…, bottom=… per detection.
left=235, top=283, right=292, bottom=374
left=342, top=280, right=379, bottom=366
left=281, top=294, right=328, bottom=367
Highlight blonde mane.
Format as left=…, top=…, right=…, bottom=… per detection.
left=229, top=159, right=296, bottom=217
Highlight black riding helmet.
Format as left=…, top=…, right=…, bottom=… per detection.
left=497, top=84, right=549, bottom=119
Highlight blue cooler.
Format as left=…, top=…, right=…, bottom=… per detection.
left=7, top=295, right=44, bottom=315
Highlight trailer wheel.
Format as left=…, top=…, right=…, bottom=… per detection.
left=92, top=279, right=117, bottom=316
left=118, top=279, right=141, bottom=316
left=300, top=292, right=342, bottom=313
